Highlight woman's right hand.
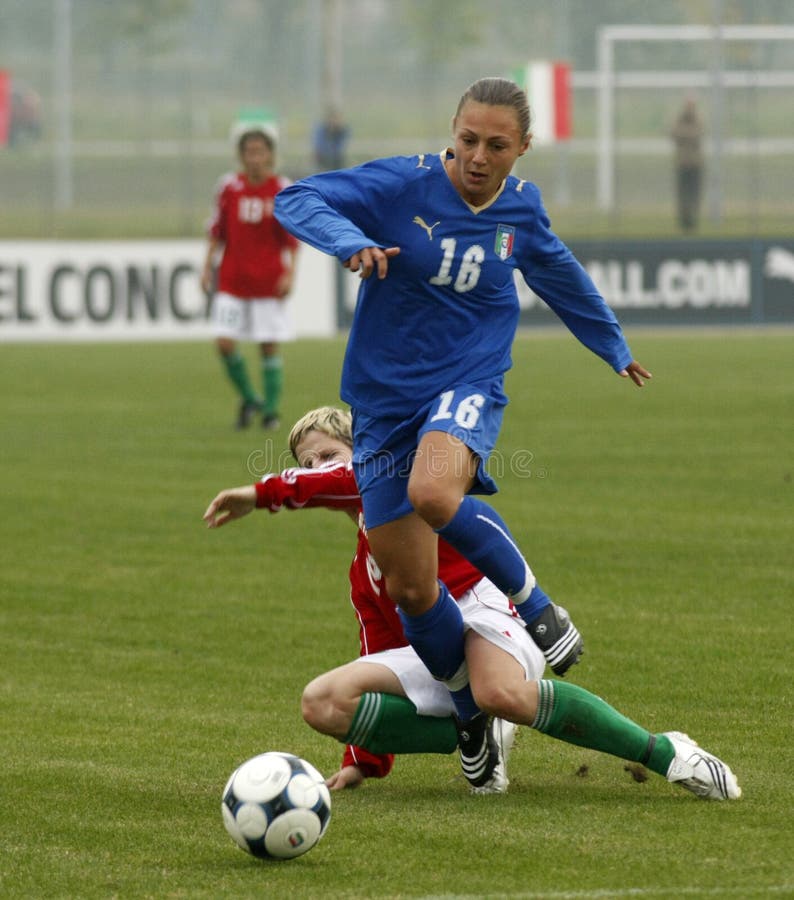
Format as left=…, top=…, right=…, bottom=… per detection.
left=344, top=246, right=400, bottom=279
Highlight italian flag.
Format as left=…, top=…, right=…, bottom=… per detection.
left=514, top=61, right=571, bottom=145
left=0, top=70, right=10, bottom=147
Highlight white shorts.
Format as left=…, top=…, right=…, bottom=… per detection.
left=210, top=293, right=294, bottom=343
left=352, top=578, right=545, bottom=718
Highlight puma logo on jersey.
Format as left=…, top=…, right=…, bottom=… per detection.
left=413, top=216, right=440, bottom=240
left=416, top=154, right=432, bottom=170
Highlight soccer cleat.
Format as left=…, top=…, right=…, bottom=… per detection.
left=664, top=731, right=741, bottom=800
left=454, top=711, right=498, bottom=789
left=526, top=603, right=583, bottom=676
left=235, top=401, right=260, bottom=430
left=470, top=718, right=516, bottom=796
left=262, top=414, right=281, bottom=431
left=454, top=711, right=512, bottom=794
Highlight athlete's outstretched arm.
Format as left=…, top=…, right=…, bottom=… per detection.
left=275, top=161, right=403, bottom=276
left=204, top=463, right=361, bottom=529
left=275, top=180, right=376, bottom=261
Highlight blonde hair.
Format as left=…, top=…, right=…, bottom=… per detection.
left=288, top=406, right=353, bottom=460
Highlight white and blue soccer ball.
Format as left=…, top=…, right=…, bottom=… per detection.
left=221, top=751, right=331, bottom=860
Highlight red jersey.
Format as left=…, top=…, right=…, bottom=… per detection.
left=207, top=172, right=298, bottom=298
left=254, top=462, right=482, bottom=779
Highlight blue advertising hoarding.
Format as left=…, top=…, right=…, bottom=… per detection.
left=338, top=239, right=794, bottom=328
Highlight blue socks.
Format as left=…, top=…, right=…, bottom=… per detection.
left=398, top=582, right=464, bottom=682
left=449, top=683, right=480, bottom=721
left=399, top=496, right=556, bottom=723
left=436, top=495, right=551, bottom=622
left=398, top=583, right=479, bottom=721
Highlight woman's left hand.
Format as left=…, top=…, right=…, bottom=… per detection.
left=325, top=765, right=365, bottom=790
left=620, top=360, right=652, bottom=387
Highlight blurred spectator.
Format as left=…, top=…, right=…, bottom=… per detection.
left=312, top=108, right=350, bottom=171
left=670, top=97, right=704, bottom=232
left=0, top=77, right=41, bottom=147
left=10, top=81, right=42, bottom=146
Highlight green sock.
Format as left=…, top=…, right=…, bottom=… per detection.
left=532, top=680, right=675, bottom=776
left=222, top=351, right=260, bottom=406
left=262, top=356, right=283, bottom=417
left=343, top=693, right=457, bottom=755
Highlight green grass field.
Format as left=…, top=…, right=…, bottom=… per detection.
left=1, top=332, right=792, bottom=899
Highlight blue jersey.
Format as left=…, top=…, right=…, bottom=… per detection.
left=275, top=151, right=633, bottom=417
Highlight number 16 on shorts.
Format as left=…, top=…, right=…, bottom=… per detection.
left=425, top=385, right=504, bottom=460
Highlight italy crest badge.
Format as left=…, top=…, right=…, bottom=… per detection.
left=495, top=224, right=515, bottom=261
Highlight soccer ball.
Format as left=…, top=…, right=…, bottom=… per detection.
left=221, top=751, right=331, bottom=860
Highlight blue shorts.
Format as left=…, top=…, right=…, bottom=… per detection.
left=352, top=381, right=507, bottom=529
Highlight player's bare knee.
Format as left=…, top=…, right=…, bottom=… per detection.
left=407, top=479, right=457, bottom=530
left=383, top=573, right=437, bottom=616
left=301, top=677, right=333, bottom=732
left=303, top=670, right=364, bottom=739
left=472, top=681, right=522, bottom=722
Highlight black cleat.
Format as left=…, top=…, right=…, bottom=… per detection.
left=235, top=401, right=259, bottom=430
left=453, top=711, right=505, bottom=791
left=261, top=413, right=281, bottom=431
left=527, top=603, right=583, bottom=676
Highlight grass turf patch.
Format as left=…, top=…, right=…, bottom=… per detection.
left=0, top=332, right=792, bottom=898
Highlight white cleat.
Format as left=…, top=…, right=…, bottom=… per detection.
left=664, top=731, right=741, bottom=800
left=470, top=718, right=516, bottom=796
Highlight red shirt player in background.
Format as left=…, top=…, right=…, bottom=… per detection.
left=201, top=123, right=299, bottom=431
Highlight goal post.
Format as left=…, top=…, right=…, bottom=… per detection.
left=596, top=24, right=794, bottom=213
